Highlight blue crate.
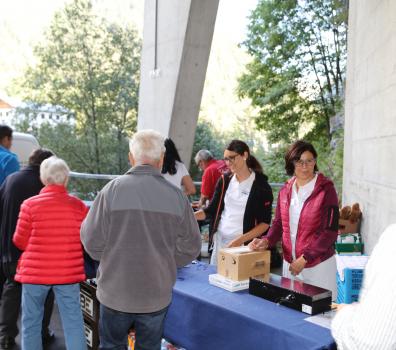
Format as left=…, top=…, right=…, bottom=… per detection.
left=336, top=268, right=364, bottom=304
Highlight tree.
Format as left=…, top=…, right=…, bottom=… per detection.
left=238, top=0, right=348, bottom=187
left=12, top=0, right=140, bottom=175
left=189, top=120, right=227, bottom=181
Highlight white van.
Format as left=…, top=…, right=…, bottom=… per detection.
left=10, top=132, right=40, bottom=168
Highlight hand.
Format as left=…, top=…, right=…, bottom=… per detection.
left=248, top=238, right=269, bottom=251
left=227, top=235, right=245, bottom=248
left=334, top=303, right=347, bottom=312
left=289, top=255, right=307, bottom=276
left=194, top=210, right=205, bottom=221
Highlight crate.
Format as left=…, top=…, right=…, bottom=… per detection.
left=80, top=280, right=99, bottom=349
left=336, top=268, right=364, bottom=304
left=80, top=280, right=99, bottom=322
left=335, top=234, right=364, bottom=254
left=83, top=315, right=100, bottom=350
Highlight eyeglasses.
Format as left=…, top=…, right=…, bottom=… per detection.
left=223, top=154, right=240, bottom=163
left=294, top=158, right=316, bottom=167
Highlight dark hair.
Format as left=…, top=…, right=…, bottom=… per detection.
left=161, top=138, right=182, bottom=175
left=284, top=140, right=319, bottom=176
left=0, top=125, right=13, bottom=141
left=226, top=139, right=263, bottom=173
left=28, top=148, right=54, bottom=166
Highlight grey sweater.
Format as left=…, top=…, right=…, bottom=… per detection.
left=81, top=165, right=201, bottom=313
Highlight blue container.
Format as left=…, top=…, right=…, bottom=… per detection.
left=336, top=268, right=364, bottom=304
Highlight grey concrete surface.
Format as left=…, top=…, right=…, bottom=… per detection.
left=137, top=0, right=219, bottom=167
left=343, top=0, right=396, bottom=253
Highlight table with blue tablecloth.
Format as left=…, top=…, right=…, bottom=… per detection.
left=164, top=262, right=336, bottom=350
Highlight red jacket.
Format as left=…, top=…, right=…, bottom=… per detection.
left=13, top=184, right=88, bottom=284
left=201, top=159, right=228, bottom=200
left=266, top=173, right=339, bottom=268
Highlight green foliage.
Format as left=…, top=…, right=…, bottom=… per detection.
left=12, top=0, right=140, bottom=179
left=240, top=0, right=347, bottom=142
left=189, top=120, right=227, bottom=181
left=238, top=0, right=347, bottom=190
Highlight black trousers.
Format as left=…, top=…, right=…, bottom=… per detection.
left=0, top=262, right=54, bottom=339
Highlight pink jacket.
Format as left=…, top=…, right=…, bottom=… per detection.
left=266, top=173, right=339, bottom=268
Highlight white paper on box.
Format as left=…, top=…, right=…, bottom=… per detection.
left=208, top=273, right=249, bottom=292
left=221, top=246, right=251, bottom=254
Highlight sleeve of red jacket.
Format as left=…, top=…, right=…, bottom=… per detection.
left=302, top=183, right=339, bottom=263
left=13, top=201, right=33, bottom=251
left=266, top=192, right=283, bottom=248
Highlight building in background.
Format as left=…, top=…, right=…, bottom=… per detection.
left=0, top=94, right=74, bottom=128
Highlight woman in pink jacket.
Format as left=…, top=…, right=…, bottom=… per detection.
left=13, top=156, right=88, bottom=350
left=249, top=140, right=339, bottom=298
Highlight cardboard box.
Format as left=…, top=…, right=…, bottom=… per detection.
left=217, top=246, right=270, bottom=281
left=338, top=219, right=360, bottom=234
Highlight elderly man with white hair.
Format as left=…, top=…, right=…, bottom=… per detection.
left=81, top=129, right=201, bottom=350
left=194, top=149, right=227, bottom=208
left=13, top=156, right=88, bottom=350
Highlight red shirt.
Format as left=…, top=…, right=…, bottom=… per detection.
left=201, top=159, right=228, bottom=200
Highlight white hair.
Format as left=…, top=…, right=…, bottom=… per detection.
left=129, top=129, right=165, bottom=164
left=194, top=149, right=213, bottom=165
left=40, top=156, right=70, bottom=185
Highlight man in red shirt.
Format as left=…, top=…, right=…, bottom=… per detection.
left=194, top=150, right=228, bottom=208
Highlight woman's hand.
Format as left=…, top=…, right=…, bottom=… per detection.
left=289, top=255, right=307, bottom=276
left=227, top=235, right=245, bottom=248
left=248, top=238, right=269, bottom=251
left=194, top=210, right=206, bottom=221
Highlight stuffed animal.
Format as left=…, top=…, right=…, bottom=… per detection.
left=339, top=203, right=361, bottom=223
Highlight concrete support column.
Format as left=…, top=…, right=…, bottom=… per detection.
left=137, top=0, right=219, bottom=166
left=343, top=0, right=396, bottom=253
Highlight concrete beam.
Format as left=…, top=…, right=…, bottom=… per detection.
left=137, top=0, right=219, bottom=167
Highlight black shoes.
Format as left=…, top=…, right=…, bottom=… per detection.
left=0, top=329, right=54, bottom=349
left=0, top=336, right=15, bottom=350
left=42, top=328, right=55, bottom=344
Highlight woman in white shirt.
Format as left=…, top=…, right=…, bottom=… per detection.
left=161, top=138, right=196, bottom=195
left=194, top=140, right=273, bottom=265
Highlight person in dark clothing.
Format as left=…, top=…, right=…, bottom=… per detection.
left=194, top=140, right=274, bottom=265
left=0, top=148, right=55, bottom=349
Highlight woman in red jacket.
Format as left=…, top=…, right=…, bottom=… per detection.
left=249, top=140, right=339, bottom=298
left=13, top=156, right=88, bottom=350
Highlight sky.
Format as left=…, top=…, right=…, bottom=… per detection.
left=0, top=0, right=258, bottom=91
left=215, top=0, right=258, bottom=44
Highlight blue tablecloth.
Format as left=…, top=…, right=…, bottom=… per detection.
left=164, top=262, right=336, bottom=350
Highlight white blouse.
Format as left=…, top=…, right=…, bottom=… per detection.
left=289, top=173, right=318, bottom=259
left=162, top=161, right=189, bottom=189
